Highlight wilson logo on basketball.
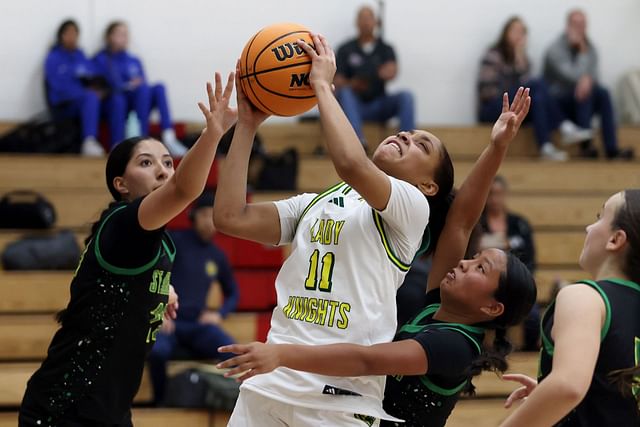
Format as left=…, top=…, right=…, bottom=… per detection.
left=271, top=42, right=307, bottom=62
left=290, top=73, right=310, bottom=88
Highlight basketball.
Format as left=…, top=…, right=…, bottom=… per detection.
left=239, top=23, right=317, bottom=117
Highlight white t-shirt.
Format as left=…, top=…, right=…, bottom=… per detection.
left=241, top=177, right=430, bottom=420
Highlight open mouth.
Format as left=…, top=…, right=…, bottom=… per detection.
left=386, top=140, right=402, bottom=155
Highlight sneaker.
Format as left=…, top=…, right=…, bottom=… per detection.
left=607, top=147, right=635, bottom=160
left=163, top=138, right=188, bottom=157
left=559, top=120, right=593, bottom=145
left=540, top=143, right=568, bottom=161
left=162, top=128, right=188, bottom=157
left=81, top=137, right=105, bottom=157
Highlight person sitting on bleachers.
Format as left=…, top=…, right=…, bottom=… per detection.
left=334, top=5, right=415, bottom=149
left=544, top=9, right=634, bottom=159
left=478, top=16, right=592, bottom=161
left=148, top=190, right=238, bottom=405
left=478, top=175, right=540, bottom=351
left=44, top=19, right=106, bottom=157
left=93, top=21, right=187, bottom=156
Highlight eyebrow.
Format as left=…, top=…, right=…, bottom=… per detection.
left=479, top=253, right=496, bottom=272
left=135, top=153, right=172, bottom=160
left=411, top=131, right=434, bottom=153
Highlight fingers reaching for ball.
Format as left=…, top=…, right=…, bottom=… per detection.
left=298, top=32, right=336, bottom=91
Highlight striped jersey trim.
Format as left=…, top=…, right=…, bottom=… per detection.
left=371, top=210, right=411, bottom=272
left=295, top=182, right=347, bottom=232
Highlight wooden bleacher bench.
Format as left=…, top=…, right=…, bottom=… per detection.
left=446, top=398, right=516, bottom=427
left=0, top=409, right=226, bottom=427
left=257, top=122, right=640, bottom=159
left=0, top=269, right=583, bottom=314
left=0, top=188, right=604, bottom=231
left=0, top=409, right=224, bottom=427
left=252, top=192, right=603, bottom=230
left=0, top=312, right=264, bottom=362
left=0, top=361, right=227, bottom=406
left=2, top=155, right=639, bottom=195
left=0, top=123, right=634, bottom=425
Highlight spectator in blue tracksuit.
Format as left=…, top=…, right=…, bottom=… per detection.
left=93, top=21, right=187, bottom=155
left=148, top=190, right=238, bottom=405
left=44, top=19, right=106, bottom=156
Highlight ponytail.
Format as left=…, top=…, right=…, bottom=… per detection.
left=463, top=325, right=513, bottom=395
left=606, top=189, right=640, bottom=407
left=609, top=366, right=640, bottom=404
left=56, top=201, right=124, bottom=325
left=421, top=190, right=455, bottom=257
left=83, top=201, right=124, bottom=246
left=421, top=142, right=455, bottom=257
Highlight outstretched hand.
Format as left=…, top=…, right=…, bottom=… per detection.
left=164, top=285, right=179, bottom=321
left=503, top=373, right=538, bottom=408
left=235, top=60, right=270, bottom=130
left=216, top=342, right=280, bottom=382
left=491, top=87, right=531, bottom=148
left=297, top=33, right=336, bottom=91
left=198, top=72, right=236, bottom=138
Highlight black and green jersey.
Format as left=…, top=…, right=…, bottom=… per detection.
left=381, top=289, right=485, bottom=427
left=20, top=199, right=175, bottom=427
left=539, top=279, right=640, bottom=426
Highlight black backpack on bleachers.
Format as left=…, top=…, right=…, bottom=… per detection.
left=0, top=113, right=81, bottom=154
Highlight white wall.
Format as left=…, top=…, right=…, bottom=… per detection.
left=1, top=0, right=639, bottom=125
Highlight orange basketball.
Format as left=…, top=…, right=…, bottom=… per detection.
left=239, top=23, right=317, bottom=117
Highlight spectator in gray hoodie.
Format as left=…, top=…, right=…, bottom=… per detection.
left=544, top=9, right=633, bottom=159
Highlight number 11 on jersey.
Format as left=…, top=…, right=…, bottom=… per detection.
left=304, top=249, right=335, bottom=292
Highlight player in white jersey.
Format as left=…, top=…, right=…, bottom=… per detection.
left=214, top=34, right=454, bottom=425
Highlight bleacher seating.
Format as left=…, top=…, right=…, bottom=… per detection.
left=1, top=121, right=638, bottom=425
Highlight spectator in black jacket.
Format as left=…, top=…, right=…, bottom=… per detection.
left=479, top=176, right=539, bottom=350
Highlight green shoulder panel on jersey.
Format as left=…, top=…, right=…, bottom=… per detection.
left=541, top=279, right=613, bottom=357
left=371, top=210, right=411, bottom=272
left=294, top=182, right=347, bottom=233
left=94, top=205, right=163, bottom=276
left=161, top=232, right=176, bottom=263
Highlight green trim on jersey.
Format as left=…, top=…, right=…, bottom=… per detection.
left=372, top=210, right=411, bottom=272
left=413, top=227, right=431, bottom=262
left=419, top=375, right=468, bottom=397
left=399, top=303, right=485, bottom=396
left=294, top=182, right=347, bottom=232
left=161, top=232, right=176, bottom=263
left=541, top=279, right=612, bottom=357
left=399, top=303, right=484, bottom=353
left=94, top=205, right=162, bottom=276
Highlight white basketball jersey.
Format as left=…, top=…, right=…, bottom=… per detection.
left=242, top=177, right=430, bottom=420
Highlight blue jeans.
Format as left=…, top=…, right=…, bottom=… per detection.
left=554, top=84, right=618, bottom=156
left=336, top=87, right=415, bottom=142
left=50, top=89, right=100, bottom=140
left=148, top=320, right=235, bottom=404
left=104, top=83, right=174, bottom=148
left=479, top=78, right=563, bottom=148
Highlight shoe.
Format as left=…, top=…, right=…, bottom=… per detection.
left=163, top=138, right=188, bottom=157
left=607, top=147, right=635, bottom=160
left=559, top=120, right=593, bottom=145
left=312, top=145, right=326, bottom=156
left=81, top=137, right=105, bottom=157
left=540, top=143, right=568, bottom=161
left=161, top=128, right=188, bottom=157
left=579, top=146, right=599, bottom=159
